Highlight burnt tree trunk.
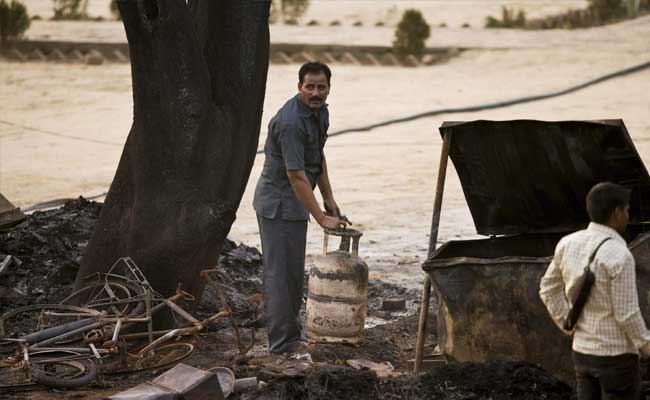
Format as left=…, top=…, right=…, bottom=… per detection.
left=74, top=0, right=270, bottom=301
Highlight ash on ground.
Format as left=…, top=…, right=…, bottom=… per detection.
left=242, top=361, right=572, bottom=400
left=0, top=197, right=101, bottom=311
left=0, top=197, right=268, bottom=325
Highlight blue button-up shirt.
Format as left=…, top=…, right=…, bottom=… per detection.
left=253, top=94, right=329, bottom=221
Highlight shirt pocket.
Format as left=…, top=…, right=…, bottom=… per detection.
left=304, top=125, right=318, bottom=144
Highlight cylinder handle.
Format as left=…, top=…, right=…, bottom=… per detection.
left=323, top=228, right=363, bottom=256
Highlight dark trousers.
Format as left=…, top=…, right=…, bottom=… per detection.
left=573, top=351, right=640, bottom=400
left=257, top=214, right=308, bottom=353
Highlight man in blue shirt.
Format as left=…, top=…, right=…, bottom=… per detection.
left=253, top=62, right=348, bottom=353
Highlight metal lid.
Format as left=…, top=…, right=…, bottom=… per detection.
left=439, top=119, right=650, bottom=236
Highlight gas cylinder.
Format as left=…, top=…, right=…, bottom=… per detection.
left=306, top=228, right=368, bottom=343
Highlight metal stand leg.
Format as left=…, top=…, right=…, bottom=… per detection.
left=414, top=132, right=451, bottom=373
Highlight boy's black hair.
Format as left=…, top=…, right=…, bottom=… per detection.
left=586, top=182, right=631, bottom=224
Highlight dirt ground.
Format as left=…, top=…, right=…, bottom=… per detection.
left=0, top=200, right=433, bottom=399
left=2, top=1, right=650, bottom=398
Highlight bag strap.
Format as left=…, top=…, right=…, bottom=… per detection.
left=586, top=237, right=612, bottom=272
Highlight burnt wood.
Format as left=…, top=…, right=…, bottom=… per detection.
left=75, top=0, right=270, bottom=306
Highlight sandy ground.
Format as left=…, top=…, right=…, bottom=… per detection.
left=1, top=4, right=650, bottom=291
left=22, top=0, right=588, bottom=29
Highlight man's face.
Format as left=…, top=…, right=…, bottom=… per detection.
left=298, top=72, right=330, bottom=110
left=613, top=204, right=630, bottom=234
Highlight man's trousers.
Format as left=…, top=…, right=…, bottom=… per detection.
left=573, top=351, right=640, bottom=400
left=257, top=214, right=308, bottom=353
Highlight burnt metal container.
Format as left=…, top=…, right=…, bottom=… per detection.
left=423, top=120, right=650, bottom=382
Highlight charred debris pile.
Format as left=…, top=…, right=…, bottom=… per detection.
left=243, top=361, right=572, bottom=400
left=0, top=197, right=264, bottom=320
left=0, top=197, right=417, bottom=324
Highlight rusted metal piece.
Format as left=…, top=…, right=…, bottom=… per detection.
left=164, top=300, right=199, bottom=325
left=200, top=269, right=252, bottom=355
left=105, top=343, right=195, bottom=375
left=1, top=304, right=100, bottom=338
left=424, top=242, right=575, bottom=380
left=414, top=131, right=451, bottom=373
left=109, top=363, right=225, bottom=400
left=0, top=192, right=26, bottom=229
left=381, top=297, right=406, bottom=311
left=1, top=277, right=211, bottom=388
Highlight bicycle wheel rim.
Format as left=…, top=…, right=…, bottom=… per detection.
left=30, top=350, right=97, bottom=388
left=105, top=342, right=194, bottom=374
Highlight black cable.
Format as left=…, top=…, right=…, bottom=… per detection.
left=0, top=120, right=122, bottom=146
left=256, top=59, right=650, bottom=153
left=21, top=59, right=650, bottom=210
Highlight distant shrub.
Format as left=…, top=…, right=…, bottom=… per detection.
left=438, top=22, right=447, bottom=28
left=0, top=0, right=30, bottom=44
left=485, top=6, right=526, bottom=28
left=625, top=0, right=641, bottom=16
left=392, top=9, right=430, bottom=59
left=526, top=8, right=594, bottom=29
left=307, top=19, right=318, bottom=26
left=52, top=0, right=87, bottom=20
left=374, top=21, right=385, bottom=27
left=109, top=0, right=119, bottom=20
left=329, top=20, right=340, bottom=26
left=588, top=0, right=625, bottom=22
left=353, top=20, right=363, bottom=27
left=525, top=0, right=635, bottom=30
left=461, top=22, right=471, bottom=28
left=270, top=0, right=309, bottom=24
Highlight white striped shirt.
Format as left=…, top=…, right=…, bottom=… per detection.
left=539, top=222, right=650, bottom=356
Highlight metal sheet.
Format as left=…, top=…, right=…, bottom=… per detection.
left=440, top=120, right=650, bottom=236
left=0, top=192, right=25, bottom=228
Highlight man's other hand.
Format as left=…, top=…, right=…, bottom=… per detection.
left=318, top=215, right=348, bottom=230
left=641, top=341, right=650, bottom=357
left=323, top=198, right=341, bottom=217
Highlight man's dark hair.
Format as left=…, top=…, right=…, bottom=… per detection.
left=299, top=62, right=331, bottom=85
left=586, top=182, right=631, bottom=224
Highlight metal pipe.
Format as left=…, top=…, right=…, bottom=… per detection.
left=164, top=300, right=199, bottom=324
left=145, top=288, right=153, bottom=344
left=112, top=319, right=122, bottom=343
left=28, top=346, right=109, bottom=355
left=201, top=271, right=248, bottom=354
left=137, top=329, right=181, bottom=357
left=21, top=318, right=96, bottom=344
left=106, top=329, right=176, bottom=341
left=414, top=131, right=451, bottom=373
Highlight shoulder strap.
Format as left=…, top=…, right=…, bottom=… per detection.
left=587, top=237, right=612, bottom=271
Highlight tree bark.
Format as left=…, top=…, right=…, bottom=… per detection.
left=74, top=0, right=270, bottom=303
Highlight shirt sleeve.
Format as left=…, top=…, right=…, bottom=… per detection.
left=610, top=253, right=650, bottom=350
left=278, top=121, right=305, bottom=171
left=539, top=246, right=571, bottom=334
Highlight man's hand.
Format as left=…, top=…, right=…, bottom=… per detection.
left=323, top=198, right=340, bottom=217
left=323, top=198, right=352, bottom=225
left=641, top=341, right=650, bottom=357
left=317, top=214, right=348, bottom=230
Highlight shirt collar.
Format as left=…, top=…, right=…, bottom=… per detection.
left=294, top=94, right=327, bottom=118
left=587, top=222, right=626, bottom=243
